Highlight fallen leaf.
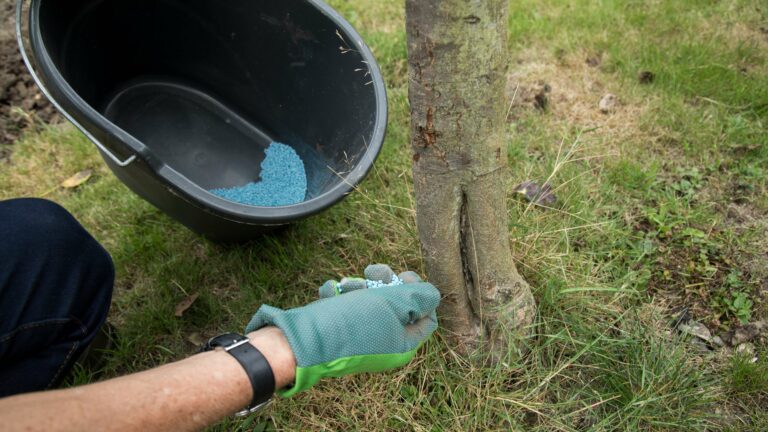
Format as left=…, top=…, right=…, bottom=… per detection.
left=186, top=332, right=206, bottom=346
left=61, top=170, right=93, bottom=189
left=174, top=293, right=199, bottom=317
left=514, top=181, right=557, bottom=207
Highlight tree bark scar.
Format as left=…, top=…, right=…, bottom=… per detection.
left=420, top=107, right=437, bottom=147
left=426, top=37, right=436, bottom=67
left=463, top=15, right=481, bottom=24
left=459, top=193, right=479, bottom=322
left=455, top=111, right=463, bottom=141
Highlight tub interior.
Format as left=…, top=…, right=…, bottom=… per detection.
left=37, top=0, right=379, bottom=199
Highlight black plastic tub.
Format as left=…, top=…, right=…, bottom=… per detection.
left=18, top=0, right=387, bottom=241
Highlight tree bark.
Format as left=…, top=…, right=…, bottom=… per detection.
left=406, top=0, right=535, bottom=358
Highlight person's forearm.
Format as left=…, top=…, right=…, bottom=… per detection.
left=0, top=327, right=295, bottom=432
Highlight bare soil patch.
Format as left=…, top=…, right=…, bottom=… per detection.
left=0, top=0, right=57, bottom=159
left=506, top=48, right=653, bottom=145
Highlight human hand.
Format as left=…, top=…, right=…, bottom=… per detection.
left=245, top=264, right=439, bottom=397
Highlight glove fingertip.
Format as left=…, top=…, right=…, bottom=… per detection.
left=339, top=277, right=367, bottom=293
left=404, top=282, right=442, bottom=311
left=319, top=280, right=340, bottom=299
left=397, top=271, right=423, bottom=284
left=364, top=264, right=396, bottom=283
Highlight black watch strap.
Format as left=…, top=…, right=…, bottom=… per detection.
left=203, top=333, right=275, bottom=414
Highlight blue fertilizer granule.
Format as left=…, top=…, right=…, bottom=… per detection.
left=366, top=275, right=404, bottom=290
left=209, top=142, right=307, bottom=206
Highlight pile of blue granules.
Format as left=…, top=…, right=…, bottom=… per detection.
left=209, top=142, right=307, bottom=207
left=366, top=275, right=404, bottom=289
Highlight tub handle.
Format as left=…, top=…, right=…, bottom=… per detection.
left=15, top=0, right=137, bottom=168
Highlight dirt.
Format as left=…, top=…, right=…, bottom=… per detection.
left=0, top=0, right=58, bottom=159
left=505, top=48, right=651, bottom=146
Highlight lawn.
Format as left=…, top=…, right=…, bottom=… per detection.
left=2, top=0, right=767, bottom=430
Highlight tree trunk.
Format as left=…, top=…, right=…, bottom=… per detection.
left=405, top=0, right=535, bottom=358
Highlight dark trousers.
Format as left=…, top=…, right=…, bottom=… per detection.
left=0, top=198, right=114, bottom=397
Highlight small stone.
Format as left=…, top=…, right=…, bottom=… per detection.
left=20, top=98, right=35, bottom=111
left=711, top=336, right=726, bottom=348
left=735, top=343, right=755, bottom=356
left=14, top=81, right=27, bottom=97
left=724, top=321, right=765, bottom=346
left=599, top=93, right=617, bottom=113
left=638, top=71, right=655, bottom=84
left=732, top=329, right=751, bottom=345
left=679, top=321, right=712, bottom=342
left=690, top=338, right=712, bottom=353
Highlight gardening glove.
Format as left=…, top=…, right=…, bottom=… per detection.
left=245, top=265, right=439, bottom=397
left=318, top=264, right=424, bottom=298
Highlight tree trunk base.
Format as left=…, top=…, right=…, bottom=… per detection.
left=414, top=169, right=535, bottom=361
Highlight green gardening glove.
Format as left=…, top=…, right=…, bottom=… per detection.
left=245, top=264, right=440, bottom=397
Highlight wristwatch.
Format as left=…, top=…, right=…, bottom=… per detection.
left=202, top=333, right=275, bottom=416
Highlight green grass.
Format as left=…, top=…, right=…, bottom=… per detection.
left=2, top=0, right=767, bottom=430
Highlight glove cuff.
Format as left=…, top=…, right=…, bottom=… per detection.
left=277, top=347, right=421, bottom=397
